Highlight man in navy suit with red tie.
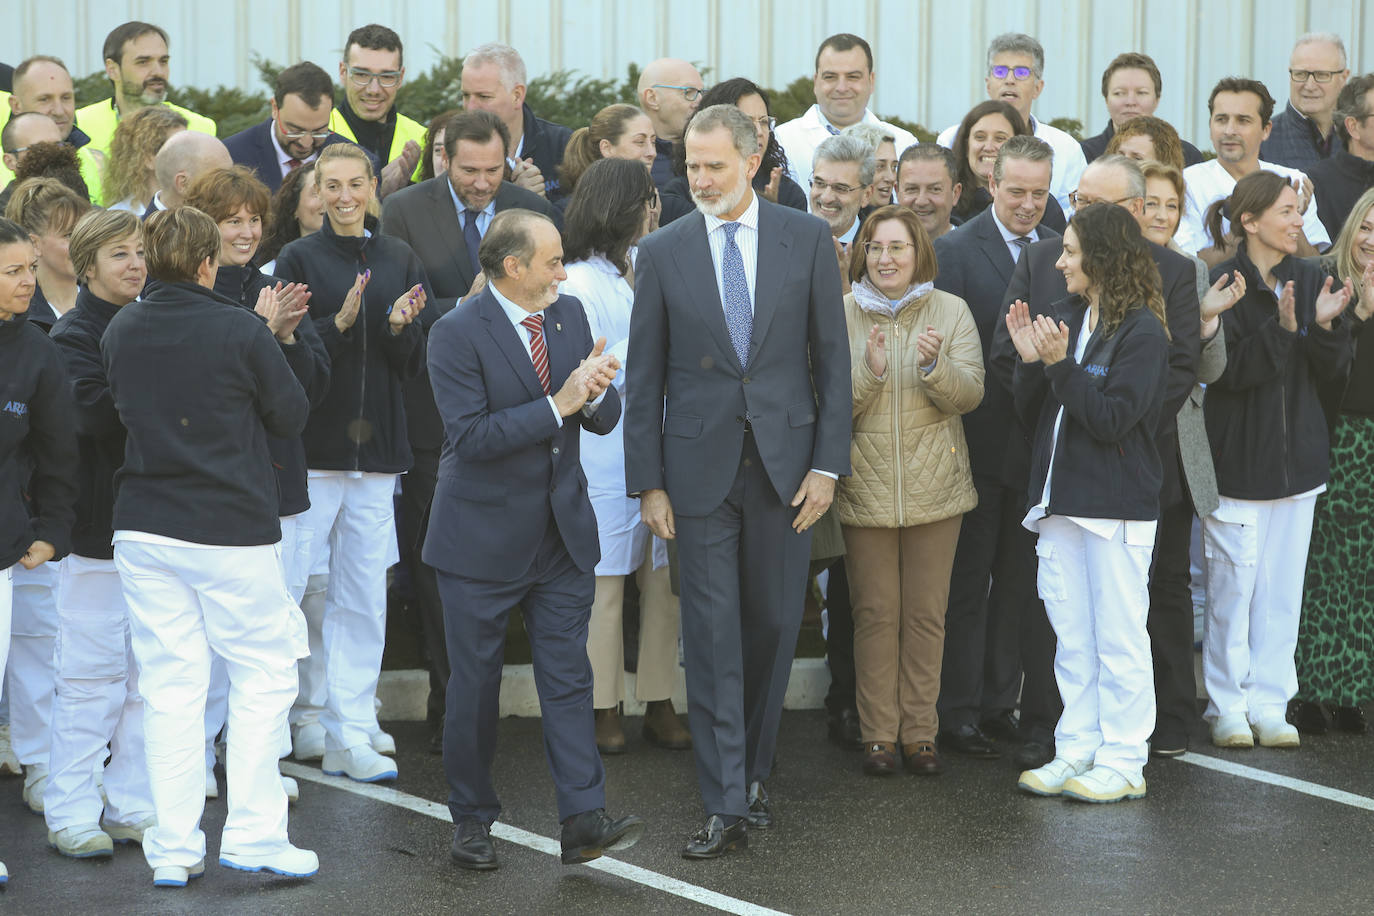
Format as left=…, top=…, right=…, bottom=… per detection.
left=423, top=209, right=644, bottom=871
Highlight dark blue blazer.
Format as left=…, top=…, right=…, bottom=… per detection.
left=222, top=118, right=370, bottom=192
left=422, top=287, right=620, bottom=582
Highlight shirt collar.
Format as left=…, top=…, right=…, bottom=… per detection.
left=448, top=179, right=496, bottom=221
left=838, top=217, right=860, bottom=246
left=489, top=280, right=543, bottom=327
left=267, top=119, right=322, bottom=169
left=990, top=206, right=1038, bottom=244
left=702, top=189, right=760, bottom=235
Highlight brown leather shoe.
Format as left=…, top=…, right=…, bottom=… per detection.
left=863, top=742, right=898, bottom=776
left=903, top=741, right=944, bottom=776
left=642, top=699, right=692, bottom=750
left=595, top=707, right=626, bottom=755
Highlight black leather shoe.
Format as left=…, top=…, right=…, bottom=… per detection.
left=560, top=808, right=645, bottom=864
left=682, top=815, right=747, bottom=860
left=1332, top=705, right=1367, bottom=734
left=980, top=711, right=1021, bottom=743
left=1014, top=738, right=1054, bottom=769
left=451, top=816, right=497, bottom=871
left=745, top=781, right=771, bottom=828
left=1288, top=699, right=1329, bottom=735
left=827, top=707, right=863, bottom=750
left=1149, top=729, right=1188, bottom=757
left=939, top=724, right=1001, bottom=759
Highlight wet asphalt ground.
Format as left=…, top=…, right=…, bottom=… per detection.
left=2, top=707, right=1373, bottom=915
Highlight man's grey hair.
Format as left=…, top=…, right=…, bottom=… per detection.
left=991, top=134, right=1053, bottom=183
left=1294, top=32, right=1348, bottom=69
left=814, top=134, right=876, bottom=187
left=987, top=32, right=1045, bottom=79
left=1335, top=73, right=1374, bottom=145
left=463, top=42, right=527, bottom=89
left=478, top=208, right=555, bottom=278
left=841, top=123, right=895, bottom=154
left=1091, top=153, right=1147, bottom=200
left=685, top=104, right=760, bottom=158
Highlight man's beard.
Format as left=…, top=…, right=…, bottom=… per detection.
left=692, top=179, right=747, bottom=218
left=124, top=75, right=168, bottom=106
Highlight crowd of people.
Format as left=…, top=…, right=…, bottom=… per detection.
left=1, top=15, right=1373, bottom=888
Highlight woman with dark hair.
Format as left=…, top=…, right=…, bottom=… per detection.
left=659, top=77, right=808, bottom=224
left=950, top=100, right=1066, bottom=231
left=5, top=177, right=93, bottom=327
left=257, top=162, right=324, bottom=273
left=1293, top=189, right=1374, bottom=736
left=1006, top=202, right=1171, bottom=803
left=559, top=104, right=658, bottom=196
left=1200, top=171, right=1353, bottom=751
left=0, top=214, right=77, bottom=885
left=419, top=108, right=462, bottom=183
left=560, top=157, right=691, bottom=754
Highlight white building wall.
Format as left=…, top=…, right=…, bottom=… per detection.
left=4, top=0, right=1370, bottom=148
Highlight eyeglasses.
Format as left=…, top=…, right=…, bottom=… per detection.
left=3, top=140, right=71, bottom=156
left=1068, top=191, right=1138, bottom=209
left=810, top=177, right=864, bottom=195
left=652, top=84, right=702, bottom=102
left=863, top=242, right=910, bottom=258
left=278, top=121, right=333, bottom=142
left=748, top=115, right=777, bottom=132
left=346, top=67, right=402, bottom=89
left=990, top=65, right=1034, bottom=81
left=1289, top=69, right=1343, bottom=84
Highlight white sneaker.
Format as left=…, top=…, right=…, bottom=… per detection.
left=292, top=722, right=326, bottom=761
left=1017, top=757, right=1091, bottom=797
left=47, top=825, right=114, bottom=858
left=0, top=859, right=7, bottom=884
left=22, top=764, right=49, bottom=814
left=220, top=844, right=319, bottom=877
left=205, top=766, right=220, bottom=799
left=1211, top=713, right=1255, bottom=748
left=1251, top=717, right=1301, bottom=748
left=1062, top=766, right=1147, bottom=803
left=103, top=816, right=156, bottom=845
left=152, top=859, right=205, bottom=887
left=281, top=774, right=300, bottom=802
left=322, top=745, right=398, bottom=783
left=0, top=724, right=21, bottom=776
left=370, top=728, right=396, bottom=756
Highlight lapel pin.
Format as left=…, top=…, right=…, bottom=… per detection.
left=555, top=322, right=562, bottom=331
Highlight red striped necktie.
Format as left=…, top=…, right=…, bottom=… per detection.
left=520, top=313, right=551, bottom=394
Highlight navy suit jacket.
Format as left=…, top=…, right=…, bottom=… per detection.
left=422, top=287, right=620, bottom=581
left=222, top=118, right=367, bottom=193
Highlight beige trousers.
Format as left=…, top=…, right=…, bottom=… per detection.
left=587, top=541, right=680, bottom=709
left=843, top=516, right=963, bottom=745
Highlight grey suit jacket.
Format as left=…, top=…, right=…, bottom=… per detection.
left=624, top=198, right=852, bottom=516
left=380, top=177, right=556, bottom=309
left=1177, top=254, right=1226, bottom=518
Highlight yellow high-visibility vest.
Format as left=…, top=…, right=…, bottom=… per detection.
left=327, top=107, right=427, bottom=181
left=1, top=90, right=110, bottom=206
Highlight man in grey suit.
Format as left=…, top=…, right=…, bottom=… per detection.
left=379, top=109, right=556, bottom=751
left=624, top=105, right=851, bottom=859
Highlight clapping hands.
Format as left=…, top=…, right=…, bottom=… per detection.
left=553, top=336, right=621, bottom=416
left=255, top=281, right=312, bottom=342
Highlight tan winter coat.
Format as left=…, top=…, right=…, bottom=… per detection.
left=835, top=286, right=984, bottom=529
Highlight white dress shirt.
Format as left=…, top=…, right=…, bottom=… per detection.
left=990, top=206, right=1040, bottom=264
left=268, top=126, right=321, bottom=179
left=1173, top=158, right=1330, bottom=255
left=448, top=182, right=495, bottom=233
left=489, top=280, right=604, bottom=428
left=937, top=114, right=1087, bottom=214
left=774, top=104, right=919, bottom=192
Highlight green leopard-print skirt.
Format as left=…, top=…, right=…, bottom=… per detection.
left=1296, top=414, right=1374, bottom=705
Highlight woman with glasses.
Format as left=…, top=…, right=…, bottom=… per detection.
left=660, top=78, right=807, bottom=225
left=560, top=157, right=691, bottom=756
left=835, top=205, right=984, bottom=777
left=950, top=101, right=1066, bottom=231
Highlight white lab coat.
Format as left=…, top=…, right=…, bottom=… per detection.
left=775, top=104, right=920, bottom=193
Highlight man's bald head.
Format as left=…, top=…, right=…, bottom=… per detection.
left=11, top=57, right=77, bottom=138
left=154, top=131, right=232, bottom=207
left=638, top=58, right=704, bottom=141
left=2, top=112, right=64, bottom=173
left=1074, top=154, right=1147, bottom=217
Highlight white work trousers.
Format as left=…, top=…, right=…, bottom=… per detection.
left=1201, top=493, right=1317, bottom=724
left=115, top=538, right=306, bottom=868
left=1035, top=516, right=1156, bottom=782
left=44, top=556, right=153, bottom=831
left=7, top=560, right=58, bottom=766
left=299, top=473, right=397, bottom=752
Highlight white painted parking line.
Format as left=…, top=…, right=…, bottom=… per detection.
left=1177, top=752, right=1374, bottom=812
left=280, top=763, right=792, bottom=916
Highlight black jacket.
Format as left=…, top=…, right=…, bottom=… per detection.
left=213, top=264, right=332, bottom=516
left=521, top=104, right=573, bottom=205
left=101, top=281, right=310, bottom=546
left=1080, top=121, right=1205, bottom=167
left=49, top=290, right=126, bottom=559
left=1204, top=245, right=1353, bottom=500
left=0, top=311, right=76, bottom=568
left=1015, top=298, right=1170, bottom=521
left=1307, top=151, right=1374, bottom=242
left=275, top=219, right=428, bottom=473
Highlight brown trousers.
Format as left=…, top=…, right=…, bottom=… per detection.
left=587, top=541, right=680, bottom=709
left=843, top=516, right=963, bottom=745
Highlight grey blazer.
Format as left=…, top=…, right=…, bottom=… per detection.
left=1176, top=254, right=1226, bottom=518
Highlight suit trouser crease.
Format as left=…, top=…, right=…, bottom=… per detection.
left=1036, top=516, right=1155, bottom=782
left=845, top=517, right=962, bottom=746
left=588, top=538, right=681, bottom=707
left=115, top=539, right=305, bottom=868
left=675, top=433, right=810, bottom=817
left=1201, top=494, right=1317, bottom=723
left=44, top=556, right=153, bottom=831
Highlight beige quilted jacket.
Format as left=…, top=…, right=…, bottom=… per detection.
left=835, top=287, right=984, bottom=529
